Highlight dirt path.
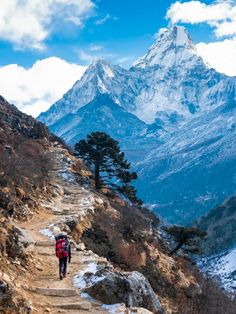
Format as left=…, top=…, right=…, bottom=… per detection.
left=16, top=147, right=108, bottom=314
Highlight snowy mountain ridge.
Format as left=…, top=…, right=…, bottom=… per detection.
left=38, top=25, right=236, bottom=127
left=134, top=26, right=202, bottom=69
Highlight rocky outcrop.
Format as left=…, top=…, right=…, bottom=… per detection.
left=82, top=268, right=164, bottom=314
left=0, top=96, right=50, bottom=140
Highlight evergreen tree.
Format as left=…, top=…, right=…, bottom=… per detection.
left=75, top=132, right=142, bottom=205
left=164, top=225, right=207, bottom=256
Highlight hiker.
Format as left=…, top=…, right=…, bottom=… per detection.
left=54, top=229, right=71, bottom=280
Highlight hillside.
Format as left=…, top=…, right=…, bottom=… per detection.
left=197, top=195, right=236, bottom=256
left=1, top=97, right=235, bottom=313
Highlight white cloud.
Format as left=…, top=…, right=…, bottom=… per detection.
left=95, top=14, right=112, bottom=25
left=166, top=0, right=236, bottom=37
left=196, top=38, right=236, bottom=76
left=94, top=13, right=118, bottom=26
left=0, top=0, right=95, bottom=50
left=90, top=44, right=104, bottom=52
left=0, top=57, right=86, bottom=117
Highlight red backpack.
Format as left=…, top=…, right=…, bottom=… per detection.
left=56, top=237, right=69, bottom=259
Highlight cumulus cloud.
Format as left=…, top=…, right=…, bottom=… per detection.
left=0, top=57, right=86, bottom=117
left=196, top=38, right=236, bottom=76
left=166, top=0, right=236, bottom=37
left=0, top=0, right=96, bottom=50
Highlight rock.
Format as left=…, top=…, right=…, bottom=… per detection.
left=84, top=269, right=164, bottom=314
left=16, top=227, right=35, bottom=251
left=0, top=272, right=11, bottom=285
left=55, top=302, right=92, bottom=310
left=32, top=287, right=78, bottom=297
left=94, top=198, right=104, bottom=205
left=77, top=242, right=86, bottom=251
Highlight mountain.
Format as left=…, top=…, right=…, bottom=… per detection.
left=37, top=25, right=236, bottom=224
left=49, top=94, right=156, bottom=161
left=39, top=26, right=236, bottom=129
left=131, top=26, right=236, bottom=126
left=38, top=60, right=145, bottom=126
left=135, top=102, right=236, bottom=224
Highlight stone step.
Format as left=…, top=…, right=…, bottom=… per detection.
left=31, top=287, right=78, bottom=297
left=36, top=241, right=55, bottom=247
left=54, top=302, right=92, bottom=311
left=38, top=251, right=54, bottom=256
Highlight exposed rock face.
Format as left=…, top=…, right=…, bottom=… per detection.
left=16, top=227, right=36, bottom=252
left=84, top=268, right=164, bottom=314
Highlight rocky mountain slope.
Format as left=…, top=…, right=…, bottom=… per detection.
left=1, top=97, right=235, bottom=313
left=37, top=25, right=236, bottom=224
left=136, top=102, right=236, bottom=224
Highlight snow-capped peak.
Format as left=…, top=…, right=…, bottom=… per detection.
left=86, top=59, right=115, bottom=79
left=133, top=25, right=201, bottom=69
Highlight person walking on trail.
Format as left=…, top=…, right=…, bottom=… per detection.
left=54, top=229, right=71, bottom=280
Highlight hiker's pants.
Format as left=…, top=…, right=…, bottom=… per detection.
left=59, top=257, right=68, bottom=276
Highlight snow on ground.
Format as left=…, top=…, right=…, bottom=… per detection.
left=73, top=262, right=99, bottom=289
left=101, top=303, right=124, bottom=314
left=73, top=262, right=125, bottom=313
left=198, top=247, right=236, bottom=293
left=40, top=224, right=55, bottom=240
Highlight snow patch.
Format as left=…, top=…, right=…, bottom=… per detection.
left=101, top=303, right=124, bottom=314
left=40, top=224, right=55, bottom=240
left=176, top=26, right=189, bottom=46
left=198, top=248, right=236, bottom=293
left=73, top=262, right=99, bottom=289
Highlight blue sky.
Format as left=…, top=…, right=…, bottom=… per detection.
left=0, top=0, right=215, bottom=68
left=0, top=0, right=236, bottom=117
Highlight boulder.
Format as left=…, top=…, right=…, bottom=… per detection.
left=16, top=227, right=35, bottom=252
left=84, top=269, right=164, bottom=314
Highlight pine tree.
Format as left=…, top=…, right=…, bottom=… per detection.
left=75, top=132, right=142, bottom=205
left=164, top=225, right=207, bottom=256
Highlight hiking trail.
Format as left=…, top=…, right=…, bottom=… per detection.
left=15, top=146, right=108, bottom=314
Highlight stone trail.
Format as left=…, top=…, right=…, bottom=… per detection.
left=17, top=147, right=108, bottom=314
